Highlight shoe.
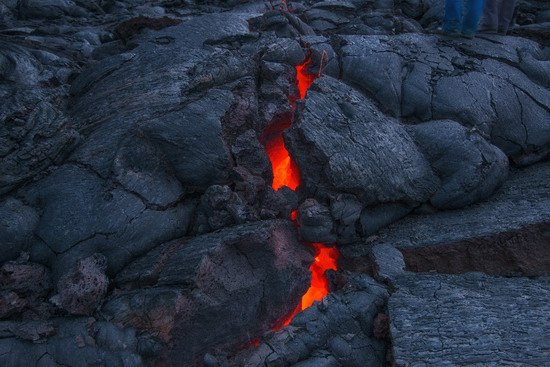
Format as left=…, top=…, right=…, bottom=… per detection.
left=461, top=32, right=475, bottom=39
left=439, top=27, right=461, bottom=38
left=478, top=25, right=498, bottom=34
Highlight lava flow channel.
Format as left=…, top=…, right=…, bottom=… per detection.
left=265, top=55, right=340, bottom=331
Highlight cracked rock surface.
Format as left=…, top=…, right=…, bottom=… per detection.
left=0, top=0, right=549, bottom=366
left=389, top=272, right=550, bottom=366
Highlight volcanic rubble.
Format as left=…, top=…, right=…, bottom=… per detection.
left=0, top=0, right=549, bottom=366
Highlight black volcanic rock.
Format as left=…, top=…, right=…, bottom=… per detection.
left=389, top=272, right=550, bottom=366
left=227, top=273, right=390, bottom=367
left=18, top=0, right=88, bottom=20
left=297, top=198, right=337, bottom=243
left=1, top=0, right=549, bottom=365
left=0, top=199, right=39, bottom=263
left=340, top=34, right=550, bottom=165
left=406, top=119, right=509, bottom=209
left=104, top=219, right=313, bottom=366
left=21, top=164, right=195, bottom=281
left=0, top=318, right=144, bottom=367
left=286, top=75, right=439, bottom=206
left=0, top=260, right=52, bottom=319
left=342, top=162, right=550, bottom=277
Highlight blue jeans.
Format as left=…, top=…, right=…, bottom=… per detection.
left=443, top=0, right=485, bottom=35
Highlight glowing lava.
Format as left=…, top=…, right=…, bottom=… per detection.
left=301, top=243, right=339, bottom=309
left=273, top=243, right=339, bottom=330
left=263, top=53, right=341, bottom=333
left=295, top=56, right=317, bottom=99
left=265, top=134, right=301, bottom=191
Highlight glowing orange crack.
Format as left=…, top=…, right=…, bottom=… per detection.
left=263, top=53, right=341, bottom=333
left=273, top=243, right=339, bottom=330
left=265, top=134, right=300, bottom=191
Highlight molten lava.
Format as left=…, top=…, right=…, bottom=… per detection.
left=301, top=243, right=339, bottom=309
left=295, top=56, right=317, bottom=99
left=265, top=134, right=301, bottom=191
left=273, top=243, right=339, bottom=330
left=263, top=52, right=341, bottom=333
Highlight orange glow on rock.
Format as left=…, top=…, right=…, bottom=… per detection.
left=273, top=243, right=339, bottom=330
left=295, top=56, right=317, bottom=99
left=264, top=49, right=340, bottom=335
left=301, top=243, right=339, bottom=309
left=265, top=134, right=301, bottom=191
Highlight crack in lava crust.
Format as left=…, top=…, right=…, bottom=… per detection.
left=264, top=55, right=341, bottom=331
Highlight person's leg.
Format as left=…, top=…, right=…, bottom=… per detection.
left=462, top=0, right=485, bottom=35
left=479, top=0, right=498, bottom=32
left=497, top=0, right=517, bottom=34
left=443, top=0, right=463, bottom=33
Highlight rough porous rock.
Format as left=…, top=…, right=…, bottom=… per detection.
left=56, top=253, right=109, bottom=316
left=227, top=273, right=390, bottom=367
left=0, top=260, right=52, bottom=319
left=104, top=220, right=313, bottom=366
left=286, top=75, right=440, bottom=206
left=389, top=272, right=550, bottom=366
left=0, top=318, right=144, bottom=366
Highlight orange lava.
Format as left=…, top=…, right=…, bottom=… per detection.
left=295, top=56, right=317, bottom=99
left=301, top=243, right=339, bottom=309
left=273, top=243, right=339, bottom=330
left=264, top=51, right=341, bottom=333
left=265, top=134, right=301, bottom=191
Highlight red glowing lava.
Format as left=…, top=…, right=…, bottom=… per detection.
left=301, top=243, right=339, bottom=309
left=263, top=51, right=341, bottom=333
left=273, top=243, right=340, bottom=330
left=264, top=55, right=319, bottom=191
left=265, top=134, right=301, bottom=191
left=295, top=56, right=317, bottom=99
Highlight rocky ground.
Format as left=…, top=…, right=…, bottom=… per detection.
left=0, top=0, right=549, bottom=366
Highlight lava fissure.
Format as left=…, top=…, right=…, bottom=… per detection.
left=262, top=53, right=341, bottom=332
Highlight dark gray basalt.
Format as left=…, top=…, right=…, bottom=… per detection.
left=286, top=75, right=440, bottom=206
left=0, top=318, right=145, bottom=367
left=1, top=0, right=549, bottom=366
left=389, top=272, right=550, bottom=366
left=341, top=162, right=550, bottom=277
left=21, top=164, right=195, bottom=281
left=105, top=219, right=313, bottom=366
left=226, top=273, right=390, bottom=367
left=406, top=119, right=509, bottom=209
left=340, top=34, right=550, bottom=165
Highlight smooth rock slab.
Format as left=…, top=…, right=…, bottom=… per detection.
left=341, top=162, right=550, bottom=277
left=389, top=272, right=550, bottom=366
left=22, top=164, right=194, bottom=281
left=406, top=119, right=509, bottom=209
